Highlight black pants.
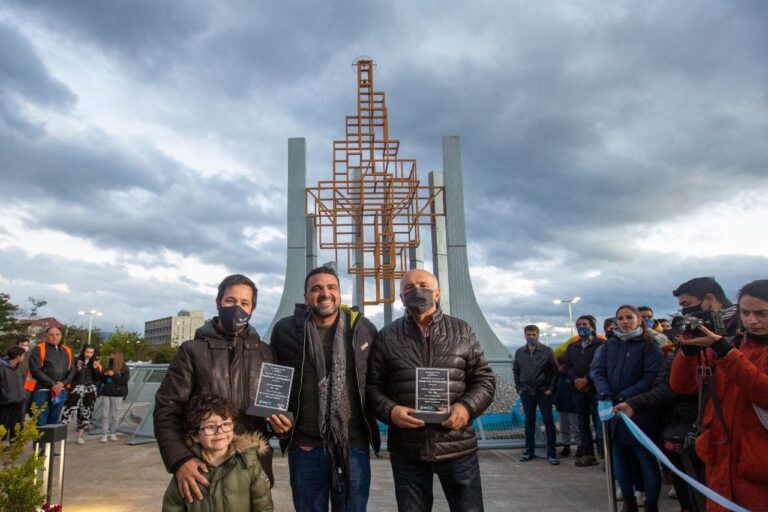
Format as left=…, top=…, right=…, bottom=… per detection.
left=0, top=401, right=25, bottom=440
left=574, top=390, right=597, bottom=456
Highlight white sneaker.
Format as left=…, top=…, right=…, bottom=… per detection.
left=76, top=437, right=85, bottom=445
left=668, top=487, right=677, bottom=499
left=635, top=491, right=645, bottom=506
left=616, top=488, right=623, bottom=501
left=100, top=435, right=108, bottom=443
left=109, top=434, right=117, bottom=442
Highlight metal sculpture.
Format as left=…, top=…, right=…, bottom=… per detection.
left=306, top=59, right=444, bottom=305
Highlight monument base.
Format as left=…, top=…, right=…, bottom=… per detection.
left=246, top=405, right=294, bottom=422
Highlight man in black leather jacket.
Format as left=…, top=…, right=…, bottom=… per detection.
left=154, top=274, right=292, bottom=504
left=270, top=266, right=380, bottom=511
left=367, top=269, right=495, bottom=512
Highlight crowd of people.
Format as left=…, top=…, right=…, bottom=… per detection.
left=513, top=277, right=768, bottom=512
left=1, top=271, right=766, bottom=512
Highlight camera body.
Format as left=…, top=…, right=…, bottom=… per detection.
left=670, top=307, right=735, bottom=338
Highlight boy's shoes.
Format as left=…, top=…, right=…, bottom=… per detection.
left=76, top=437, right=85, bottom=445
left=109, top=434, right=118, bottom=442
left=548, top=457, right=560, bottom=465
left=100, top=435, right=108, bottom=443
left=519, top=453, right=536, bottom=462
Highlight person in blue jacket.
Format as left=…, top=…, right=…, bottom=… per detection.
left=591, top=305, right=662, bottom=512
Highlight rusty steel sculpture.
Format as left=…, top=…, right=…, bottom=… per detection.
left=306, top=59, right=444, bottom=305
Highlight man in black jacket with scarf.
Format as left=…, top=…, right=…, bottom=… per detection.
left=367, top=268, right=496, bottom=512
left=154, top=274, right=291, bottom=504
left=270, top=266, right=381, bottom=512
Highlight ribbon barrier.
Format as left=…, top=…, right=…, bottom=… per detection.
left=601, top=408, right=750, bottom=512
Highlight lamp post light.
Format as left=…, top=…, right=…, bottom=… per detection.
left=78, top=309, right=103, bottom=345
left=553, top=297, right=581, bottom=337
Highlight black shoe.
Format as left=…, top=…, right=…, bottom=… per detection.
left=548, top=457, right=560, bottom=465
left=519, top=453, right=536, bottom=462
left=575, top=455, right=599, bottom=467
left=574, top=446, right=584, bottom=459
left=621, top=499, right=639, bottom=512
left=559, top=445, right=571, bottom=457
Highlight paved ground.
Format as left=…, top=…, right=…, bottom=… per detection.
left=52, top=431, right=681, bottom=511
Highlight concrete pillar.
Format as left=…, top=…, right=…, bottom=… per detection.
left=429, top=171, right=450, bottom=315
left=442, top=136, right=510, bottom=359
left=352, top=170, right=365, bottom=314
left=265, top=138, right=309, bottom=341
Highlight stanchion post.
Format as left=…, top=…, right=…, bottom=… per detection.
left=602, top=420, right=617, bottom=512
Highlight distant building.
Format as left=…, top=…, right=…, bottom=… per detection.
left=19, top=317, right=66, bottom=344
left=144, top=310, right=205, bottom=346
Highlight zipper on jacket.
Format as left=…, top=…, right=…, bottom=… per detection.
left=285, top=318, right=309, bottom=453
left=350, top=318, right=377, bottom=453
left=412, top=316, right=434, bottom=460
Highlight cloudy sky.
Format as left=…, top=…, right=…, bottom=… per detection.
left=1, top=1, right=766, bottom=348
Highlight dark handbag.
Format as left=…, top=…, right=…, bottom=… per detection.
left=662, top=422, right=695, bottom=455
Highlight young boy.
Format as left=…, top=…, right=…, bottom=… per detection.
left=162, top=394, right=274, bottom=512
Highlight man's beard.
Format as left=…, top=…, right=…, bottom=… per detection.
left=310, top=299, right=339, bottom=318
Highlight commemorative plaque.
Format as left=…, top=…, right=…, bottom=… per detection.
left=246, top=363, right=295, bottom=422
left=412, top=367, right=450, bottom=423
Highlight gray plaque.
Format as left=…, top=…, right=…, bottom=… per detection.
left=412, top=367, right=450, bottom=423
left=246, top=363, right=294, bottom=422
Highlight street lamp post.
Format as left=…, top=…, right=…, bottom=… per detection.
left=78, top=309, right=103, bottom=345
left=553, top=297, right=581, bottom=337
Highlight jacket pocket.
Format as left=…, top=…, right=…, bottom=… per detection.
left=737, top=428, right=768, bottom=485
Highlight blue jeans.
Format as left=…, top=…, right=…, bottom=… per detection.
left=520, top=393, right=557, bottom=458
left=32, top=389, right=67, bottom=426
left=288, top=446, right=371, bottom=512
left=390, top=452, right=483, bottom=512
left=613, top=442, right=661, bottom=506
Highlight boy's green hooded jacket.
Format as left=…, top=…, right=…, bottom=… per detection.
left=162, top=432, right=274, bottom=512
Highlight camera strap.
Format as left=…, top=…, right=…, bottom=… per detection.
left=693, top=354, right=729, bottom=446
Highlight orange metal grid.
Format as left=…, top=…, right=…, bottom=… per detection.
left=305, top=59, right=444, bottom=305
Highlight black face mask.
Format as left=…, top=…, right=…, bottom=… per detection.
left=681, top=305, right=703, bottom=315
left=218, top=305, right=251, bottom=334
left=402, top=288, right=435, bottom=315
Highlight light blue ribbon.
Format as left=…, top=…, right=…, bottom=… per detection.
left=619, top=412, right=750, bottom=512
left=598, top=400, right=614, bottom=421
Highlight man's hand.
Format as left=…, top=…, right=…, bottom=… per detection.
left=93, top=361, right=102, bottom=372
left=573, top=377, right=589, bottom=392
left=266, top=414, right=293, bottom=435
left=441, top=403, right=470, bottom=431
left=679, top=325, right=722, bottom=347
left=613, top=402, right=635, bottom=418
left=175, top=458, right=209, bottom=503
left=544, top=388, right=553, bottom=396
left=52, top=382, right=64, bottom=394
left=390, top=405, right=425, bottom=429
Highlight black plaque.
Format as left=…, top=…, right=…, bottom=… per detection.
left=246, top=363, right=295, bottom=422
left=412, top=367, right=450, bottom=423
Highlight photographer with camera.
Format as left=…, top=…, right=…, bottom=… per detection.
left=670, top=279, right=768, bottom=511
left=671, top=277, right=738, bottom=338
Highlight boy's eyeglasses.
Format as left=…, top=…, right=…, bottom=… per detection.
left=199, top=422, right=234, bottom=436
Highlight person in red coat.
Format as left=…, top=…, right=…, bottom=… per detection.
left=670, top=279, right=768, bottom=512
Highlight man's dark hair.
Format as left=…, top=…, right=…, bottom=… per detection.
left=7, top=346, right=25, bottom=360
left=738, top=279, right=768, bottom=303
left=576, top=315, right=596, bottom=330
left=216, top=274, right=258, bottom=307
left=638, top=306, right=653, bottom=315
left=15, top=337, right=30, bottom=345
left=523, top=324, right=540, bottom=334
left=304, top=266, right=340, bottom=292
left=185, top=393, right=236, bottom=436
left=673, top=277, right=728, bottom=304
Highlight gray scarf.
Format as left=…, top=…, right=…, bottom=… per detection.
left=306, top=314, right=351, bottom=492
left=615, top=326, right=643, bottom=341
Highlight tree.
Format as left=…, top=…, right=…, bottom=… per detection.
left=100, top=327, right=150, bottom=361
left=148, top=343, right=178, bottom=363
left=62, top=325, right=104, bottom=352
left=27, top=297, right=47, bottom=319
left=0, top=293, right=26, bottom=353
